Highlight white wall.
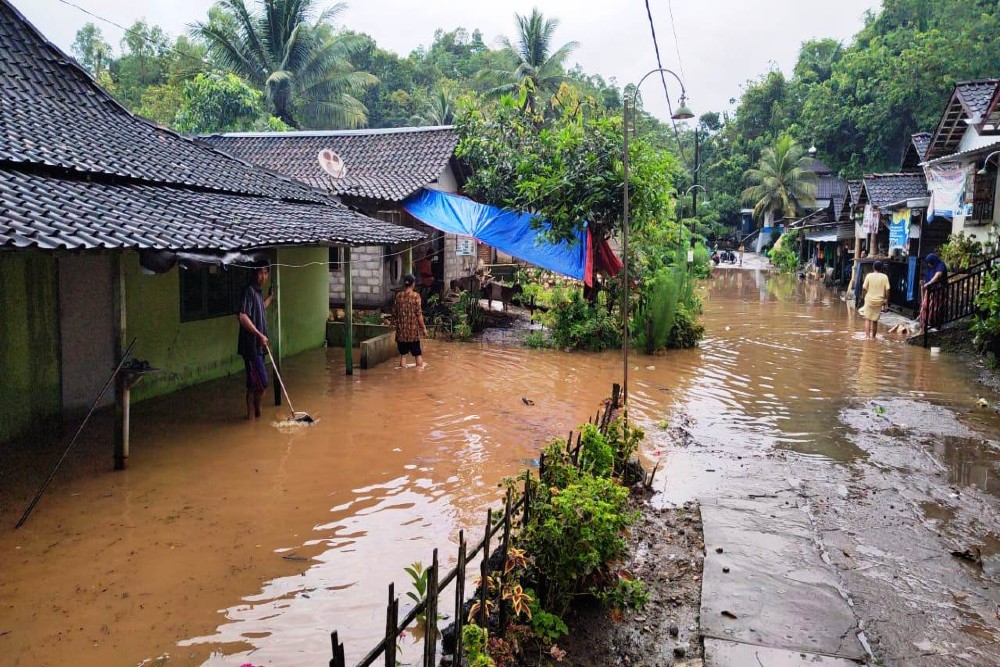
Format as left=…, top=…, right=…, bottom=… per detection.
left=958, top=126, right=999, bottom=153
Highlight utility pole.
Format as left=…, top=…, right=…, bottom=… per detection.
left=692, top=128, right=700, bottom=218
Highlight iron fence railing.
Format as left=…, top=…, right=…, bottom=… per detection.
left=922, top=254, right=1000, bottom=347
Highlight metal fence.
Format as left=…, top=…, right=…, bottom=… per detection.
left=329, top=383, right=625, bottom=667
left=922, top=254, right=1000, bottom=347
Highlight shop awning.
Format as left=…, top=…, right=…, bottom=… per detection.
left=804, top=228, right=838, bottom=242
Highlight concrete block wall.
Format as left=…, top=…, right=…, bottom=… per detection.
left=329, top=245, right=388, bottom=308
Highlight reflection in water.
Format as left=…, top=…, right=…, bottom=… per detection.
left=2, top=271, right=1000, bottom=666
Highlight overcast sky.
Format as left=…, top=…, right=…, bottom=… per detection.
left=13, top=0, right=881, bottom=122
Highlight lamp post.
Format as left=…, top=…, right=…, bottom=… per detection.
left=622, top=68, right=693, bottom=409
left=683, top=184, right=707, bottom=218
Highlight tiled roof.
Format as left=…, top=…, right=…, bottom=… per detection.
left=816, top=175, right=846, bottom=201
left=860, top=173, right=928, bottom=209
left=804, top=157, right=833, bottom=174
left=203, top=127, right=460, bottom=202
left=956, top=80, right=1000, bottom=119
left=928, top=80, right=1000, bottom=160
left=900, top=132, right=932, bottom=171
left=0, top=169, right=421, bottom=250
left=911, top=132, right=932, bottom=158
left=0, top=0, right=421, bottom=250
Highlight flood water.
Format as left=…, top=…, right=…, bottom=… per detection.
left=2, top=268, right=999, bottom=666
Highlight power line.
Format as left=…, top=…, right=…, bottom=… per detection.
left=56, top=0, right=218, bottom=74
left=667, top=0, right=687, bottom=82
left=642, top=0, right=688, bottom=165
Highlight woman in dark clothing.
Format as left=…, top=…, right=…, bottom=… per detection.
left=920, top=253, right=948, bottom=330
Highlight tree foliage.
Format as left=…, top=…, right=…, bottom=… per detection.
left=192, top=0, right=376, bottom=128
left=741, top=134, right=817, bottom=222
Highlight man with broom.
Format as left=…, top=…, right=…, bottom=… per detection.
left=238, top=262, right=273, bottom=419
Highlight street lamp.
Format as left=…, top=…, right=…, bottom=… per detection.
left=622, top=68, right=693, bottom=410
left=977, top=151, right=1000, bottom=175
left=683, top=184, right=707, bottom=217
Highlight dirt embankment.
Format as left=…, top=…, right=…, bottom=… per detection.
left=557, top=495, right=705, bottom=667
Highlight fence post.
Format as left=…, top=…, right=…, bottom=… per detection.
left=385, top=582, right=397, bottom=667
left=478, top=508, right=492, bottom=626
left=455, top=531, right=467, bottom=662
left=330, top=631, right=345, bottom=667
left=522, top=471, right=531, bottom=528
left=612, top=382, right=621, bottom=409
left=423, top=548, right=439, bottom=667
left=539, top=452, right=546, bottom=481
left=497, top=489, right=511, bottom=637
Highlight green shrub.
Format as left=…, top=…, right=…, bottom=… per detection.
left=692, top=242, right=711, bottom=278
left=462, top=624, right=495, bottom=667
left=632, top=266, right=683, bottom=353
left=769, top=230, right=801, bottom=274
left=527, top=594, right=568, bottom=642
left=522, top=331, right=551, bottom=349
left=539, top=440, right=579, bottom=491
left=522, top=472, right=637, bottom=615
left=972, top=265, right=1000, bottom=357
left=549, top=290, right=620, bottom=351
left=604, top=417, right=644, bottom=474
left=940, top=233, right=990, bottom=272
left=667, top=305, right=705, bottom=349
left=593, top=575, right=649, bottom=611
left=578, top=424, right=614, bottom=477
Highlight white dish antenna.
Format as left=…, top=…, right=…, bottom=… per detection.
left=318, top=149, right=347, bottom=179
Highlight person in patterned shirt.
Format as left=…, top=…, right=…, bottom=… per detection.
left=393, top=274, right=427, bottom=368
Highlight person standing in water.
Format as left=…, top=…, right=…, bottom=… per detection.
left=738, top=243, right=745, bottom=266
left=393, top=274, right=427, bottom=368
left=237, top=262, right=273, bottom=419
left=859, top=260, right=890, bottom=339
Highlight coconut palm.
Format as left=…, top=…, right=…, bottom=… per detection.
left=479, top=8, right=579, bottom=116
left=192, top=0, right=376, bottom=128
left=410, top=84, right=457, bottom=126
left=741, top=134, right=818, bottom=227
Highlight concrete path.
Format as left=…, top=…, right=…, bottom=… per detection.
left=712, top=251, right=772, bottom=272
left=700, top=496, right=868, bottom=666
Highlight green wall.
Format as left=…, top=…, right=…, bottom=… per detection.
left=127, top=247, right=330, bottom=401
left=0, top=247, right=330, bottom=442
left=0, top=252, right=61, bottom=442
left=273, top=247, right=330, bottom=357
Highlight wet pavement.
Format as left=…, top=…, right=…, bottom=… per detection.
left=642, top=269, right=1000, bottom=666
left=2, top=266, right=999, bottom=666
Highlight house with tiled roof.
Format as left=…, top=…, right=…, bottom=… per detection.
left=204, top=127, right=470, bottom=307
left=0, top=0, right=421, bottom=445
left=921, top=79, right=1000, bottom=246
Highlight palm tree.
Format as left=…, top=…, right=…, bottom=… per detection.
left=741, top=134, right=818, bottom=228
left=193, top=0, right=376, bottom=128
left=410, top=84, right=457, bottom=126
left=479, top=8, right=579, bottom=116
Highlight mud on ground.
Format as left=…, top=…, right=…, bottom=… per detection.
left=556, top=495, right=705, bottom=667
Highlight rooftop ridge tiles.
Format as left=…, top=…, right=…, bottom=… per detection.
left=212, top=126, right=456, bottom=138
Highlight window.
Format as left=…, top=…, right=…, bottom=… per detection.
left=973, top=167, right=996, bottom=223
left=329, top=247, right=342, bottom=273
left=179, top=265, right=250, bottom=322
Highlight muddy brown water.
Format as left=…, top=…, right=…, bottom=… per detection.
left=2, top=268, right=999, bottom=666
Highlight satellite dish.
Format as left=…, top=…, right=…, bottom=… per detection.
left=318, top=149, right=347, bottom=179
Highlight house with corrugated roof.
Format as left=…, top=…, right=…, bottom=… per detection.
left=0, top=0, right=421, bottom=447
left=204, top=127, right=470, bottom=308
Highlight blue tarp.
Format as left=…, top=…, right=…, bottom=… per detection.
left=402, top=188, right=587, bottom=280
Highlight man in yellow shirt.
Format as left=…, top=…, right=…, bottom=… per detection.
left=860, top=260, right=890, bottom=340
